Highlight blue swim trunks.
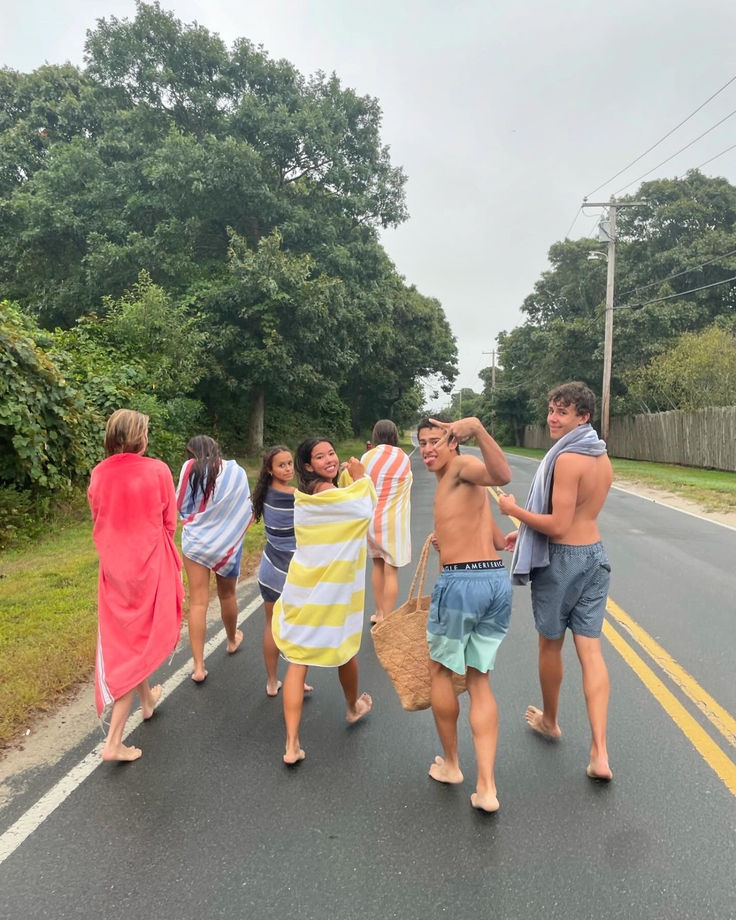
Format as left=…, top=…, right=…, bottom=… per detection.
left=426, top=562, right=512, bottom=676
left=530, top=542, right=611, bottom=639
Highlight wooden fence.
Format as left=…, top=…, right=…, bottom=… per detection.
left=521, top=406, right=736, bottom=472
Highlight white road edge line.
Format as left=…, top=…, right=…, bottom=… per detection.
left=0, top=594, right=263, bottom=866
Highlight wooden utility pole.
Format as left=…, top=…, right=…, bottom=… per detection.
left=483, top=349, right=497, bottom=436
left=583, top=198, right=644, bottom=441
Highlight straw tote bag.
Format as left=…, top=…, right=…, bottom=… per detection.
left=371, top=535, right=467, bottom=711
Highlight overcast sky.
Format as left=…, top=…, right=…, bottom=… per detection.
left=3, top=0, right=736, bottom=394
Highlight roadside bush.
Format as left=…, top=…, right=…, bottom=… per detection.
left=0, top=302, right=101, bottom=490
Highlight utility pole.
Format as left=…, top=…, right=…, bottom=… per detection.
left=483, top=349, right=497, bottom=436
left=583, top=197, right=644, bottom=442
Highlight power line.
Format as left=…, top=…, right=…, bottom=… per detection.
left=619, top=274, right=736, bottom=310
left=686, top=141, right=736, bottom=174
left=613, top=106, right=736, bottom=196
left=616, top=247, right=736, bottom=300
left=584, top=73, right=736, bottom=199
left=564, top=207, right=583, bottom=239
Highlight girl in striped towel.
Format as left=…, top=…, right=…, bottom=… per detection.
left=361, top=420, right=413, bottom=625
left=252, top=446, right=313, bottom=697
left=272, top=437, right=377, bottom=764
left=177, top=436, right=253, bottom=683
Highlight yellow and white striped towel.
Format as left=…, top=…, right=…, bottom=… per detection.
left=272, top=476, right=377, bottom=667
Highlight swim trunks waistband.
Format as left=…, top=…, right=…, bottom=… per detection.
left=442, top=560, right=505, bottom=571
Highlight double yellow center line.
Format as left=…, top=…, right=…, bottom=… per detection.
left=489, top=486, right=736, bottom=796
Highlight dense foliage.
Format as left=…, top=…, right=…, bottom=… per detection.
left=0, top=0, right=457, bottom=508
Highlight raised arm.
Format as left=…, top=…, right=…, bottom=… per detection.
left=429, top=417, right=511, bottom=486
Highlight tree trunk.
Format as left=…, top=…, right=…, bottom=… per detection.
left=248, top=387, right=265, bottom=455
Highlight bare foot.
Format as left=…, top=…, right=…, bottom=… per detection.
left=428, top=755, right=464, bottom=784
left=283, top=748, right=306, bottom=765
left=346, top=692, right=372, bottom=724
left=266, top=679, right=283, bottom=697
left=304, top=682, right=314, bottom=693
left=102, top=743, right=142, bottom=762
left=141, top=684, right=163, bottom=720
left=471, top=791, right=500, bottom=813
left=191, top=669, right=208, bottom=684
left=227, top=628, right=244, bottom=654
left=586, top=759, right=613, bottom=781
left=525, top=705, right=562, bottom=739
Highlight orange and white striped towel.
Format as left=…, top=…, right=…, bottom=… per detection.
left=361, top=444, right=412, bottom=567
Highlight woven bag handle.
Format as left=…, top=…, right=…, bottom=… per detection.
left=407, top=534, right=434, bottom=600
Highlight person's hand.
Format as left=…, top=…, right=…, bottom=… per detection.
left=428, top=416, right=481, bottom=445
left=429, top=532, right=440, bottom=552
left=504, top=530, right=518, bottom=553
left=498, top=492, right=516, bottom=516
left=347, top=456, right=365, bottom=480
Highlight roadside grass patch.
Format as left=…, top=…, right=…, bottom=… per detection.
left=0, top=521, right=98, bottom=745
left=505, top=449, right=736, bottom=512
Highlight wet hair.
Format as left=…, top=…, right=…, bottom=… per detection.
left=252, top=444, right=292, bottom=522
left=185, top=435, right=223, bottom=504
left=295, top=437, right=338, bottom=494
left=371, top=419, right=399, bottom=447
left=548, top=381, right=595, bottom=420
left=416, top=415, right=460, bottom=454
left=104, top=409, right=149, bottom=457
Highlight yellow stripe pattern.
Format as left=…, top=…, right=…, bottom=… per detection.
left=272, top=477, right=376, bottom=667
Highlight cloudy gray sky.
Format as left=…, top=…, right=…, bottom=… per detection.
left=3, top=0, right=736, bottom=393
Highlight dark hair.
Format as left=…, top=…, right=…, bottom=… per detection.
left=416, top=416, right=460, bottom=454
left=252, top=444, right=292, bottom=522
left=185, top=435, right=222, bottom=504
left=295, top=437, right=337, bottom=494
left=371, top=419, right=398, bottom=446
left=548, top=381, right=596, bottom=419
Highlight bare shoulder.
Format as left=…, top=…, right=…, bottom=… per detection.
left=556, top=451, right=613, bottom=485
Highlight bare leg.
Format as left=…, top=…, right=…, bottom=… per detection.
left=382, top=563, right=399, bottom=617
left=465, top=667, right=500, bottom=812
left=282, top=662, right=308, bottom=763
left=101, top=689, right=141, bottom=762
left=265, top=602, right=312, bottom=695
left=183, top=556, right=211, bottom=682
left=370, top=558, right=385, bottom=623
left=428, top=660, right=463, bottom=783
left=139, top=680, right=163, bottom=720
left=526, top=634, right=564, bottom=738
left=339, top=656, right=372, bottom=722
left=573, top=633, right=613, bottom=780
left=215, top=573, right=243, bottom=653
left=263, top=600, right=282, bottom=695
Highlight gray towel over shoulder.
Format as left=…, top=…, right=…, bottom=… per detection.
left=510, top=424, right=607, bottom=586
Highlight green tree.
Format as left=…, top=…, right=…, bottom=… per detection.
left=624, top=323, right=736, bottom=412
left=198, top=229, right=350, bottom=452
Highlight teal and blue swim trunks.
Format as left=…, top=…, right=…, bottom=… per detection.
left=530, top=542, right=611, bottom=639
left=426, top=561, right=512, bottom=675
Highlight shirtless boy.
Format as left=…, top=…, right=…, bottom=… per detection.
left=418, top=416, right=511, bottom=812
left=498, top=382, right=614, bottom=780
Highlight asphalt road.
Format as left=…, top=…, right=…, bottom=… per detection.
left=1, top=448, right=734, bottom=920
